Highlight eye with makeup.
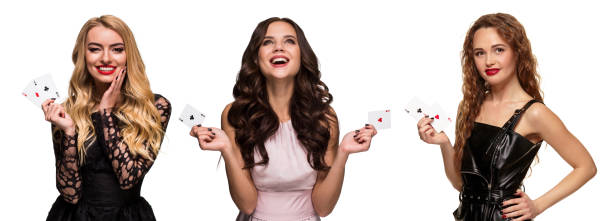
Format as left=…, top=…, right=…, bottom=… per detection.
left=474, top=50, right=485, bottom=57
left=494, top=47, right=505, bottom=54
left=88, top=47, right=101, bottom=53
left=262, top=39, right=273, bottom=46
left=112, top=47, right=125, bottom=53
left=284, top=38, right=296, bottom=45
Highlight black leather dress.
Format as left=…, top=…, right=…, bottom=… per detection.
left=454, top=100, right=543, bottom=221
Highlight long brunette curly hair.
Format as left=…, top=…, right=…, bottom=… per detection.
left=455, top=13, right=543, bottom=164
left=228, top=17, right=336, bottom=171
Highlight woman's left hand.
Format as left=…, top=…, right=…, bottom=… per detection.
left=339, top=124, right=377, bottom=154
left=501, top=189, right=540, bottom=221
left=99, top=67, right=126, bottom=112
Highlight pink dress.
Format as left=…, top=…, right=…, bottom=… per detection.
left=250, top=120, right=320, bottom=221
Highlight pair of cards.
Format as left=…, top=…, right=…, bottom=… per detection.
left=404, top=97, right=452, bottom=132
left=22, top=75, right=61, bottom=107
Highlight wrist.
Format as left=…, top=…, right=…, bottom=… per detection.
left=335, top=147, right=350, bottom=165
left=63, top=127, right=76, bottom=136
left=533, top=198, right=546, bottom=216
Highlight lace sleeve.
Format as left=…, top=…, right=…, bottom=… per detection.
left=51, top=125, right=82, bottom=204
left=100, top=96, right=171, bottom=190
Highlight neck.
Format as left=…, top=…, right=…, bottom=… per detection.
left=488, top=74, right=530, bottom=104
left=266, top=77, right=294, bottom=122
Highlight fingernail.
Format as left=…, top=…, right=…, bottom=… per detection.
left=116, top=76, right=119, bottom=80
left=355, top=129, right=360, bottom=133
left=51, top=98, right=56, bottom=100
left=365, top=124, right=370, bottom=126
left=207, top=128, right=212, bottom=131
left=212, top=132, right=216, bottom=135
left=353, top=134, right=357, bottom=137
left=197, top=124, right=201, bottom=127
left=501, top=215, right=506, bottom=219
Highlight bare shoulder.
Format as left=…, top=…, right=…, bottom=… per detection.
left=221, top=102, right=235, bottom=130
left=523, top=102, right=566, bottom=134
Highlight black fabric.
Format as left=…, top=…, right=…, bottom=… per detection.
left=47, top=94, right=171, bottom=221
left=454, top=99, right=542, bottom=221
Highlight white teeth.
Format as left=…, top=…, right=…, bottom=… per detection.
left=99, top=67, right=115, bottom=71
left=272, top=57, right=288, bottom=63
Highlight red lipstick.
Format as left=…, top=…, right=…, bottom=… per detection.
left=96, top=65, right=116, bottom=75
left=485, top=68, right=500, bottom=76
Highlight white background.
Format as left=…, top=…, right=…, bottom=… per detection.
left=1, top=0, right=610, bottom=220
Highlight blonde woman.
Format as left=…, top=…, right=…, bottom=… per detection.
left=42, top=15, right=170, bottom=221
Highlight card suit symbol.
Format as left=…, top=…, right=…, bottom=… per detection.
left=179, top=119, right=184, bottom=122
left=200, top=114, right=205, bottom=117
left=22, top=93, right=27, bottom=97
left=417, top=108, right=422, bottom=113
left=435, top=114, right=439, bottom=120
left=44, top=86, right=49, bottom=91
left=448, top=117, right=452, bottom=122
left=377, top=117, right=382, bottom=122
left=189, top=115, right=194, bottom=120
left=35, top=92, right=40, bottom=97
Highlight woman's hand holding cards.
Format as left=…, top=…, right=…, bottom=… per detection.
left=190, top=126, right=231, bottom=152
left=417, top=116, right=450, bottom=145
left=339, top=124, right=377, bottom=154
left=42, top=99, right=75, bottom=136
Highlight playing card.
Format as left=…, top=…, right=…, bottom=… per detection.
left=404, top=97, right=429, bottom=120
left=430, top=102, right=452, bottom=132
left=22, top=81, right=44, bottom=106
left=178, top=104, right=206, bottom=128
left=22, top=74, right=61, bottom=107
left=34, top=75, right=61, bottom=102
left=368, top=109, right=391, bottom=130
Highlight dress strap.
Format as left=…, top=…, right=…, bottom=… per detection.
left=501, top=99, right=543, bottom=130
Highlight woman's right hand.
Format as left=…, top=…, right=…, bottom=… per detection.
left=417, top=116, right=450, bottom=145
left=190, top=126, right=231, bottom=152
left=42, top=99, right=75, bottom=136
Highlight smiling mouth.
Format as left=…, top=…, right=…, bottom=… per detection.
left=270, top=56, right=289, bottom=67
left=485, top=68, right=500, bottom=76
left=96, top=65, right=116, bottom=75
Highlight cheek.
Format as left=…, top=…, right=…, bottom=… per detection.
left=113, top=53, right=127, bottom=65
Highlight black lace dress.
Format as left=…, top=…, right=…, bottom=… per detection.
left=454, top=99, right=543, bottom=221
left=46, top=94, right=171, bottom=221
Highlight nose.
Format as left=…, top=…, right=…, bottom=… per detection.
left=485, top=52, right=495, bottom=67
left=273, top=42, right=284, bottom=52
left=102, top=48, right=111, bottom=64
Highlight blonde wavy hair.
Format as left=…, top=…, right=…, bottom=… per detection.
left=63, top=15, right=164, bottom=163
left=455, top=13, right=543, bottom=166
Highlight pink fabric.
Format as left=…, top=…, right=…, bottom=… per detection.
left=251, top=121, right=319, bottom=220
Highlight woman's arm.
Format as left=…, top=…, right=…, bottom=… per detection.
left=311, top=108, right=377, bottom=217
left=502, top=103, right=597, bottom=220
left=100, top=95, right=171, bottom=190
left=219, top=103, right=258, bottom=214
left=51, top=125, right=82, bottom=204
left=43, top=99, right=81, bottom=204
left=417, top=117, right=463, bottom=191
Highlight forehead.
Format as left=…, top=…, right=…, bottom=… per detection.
left=472, top=27, right=509, bottom=48
left=86, top=26, right=123, bottom=44
left=265, top=21, right=297, bottom=37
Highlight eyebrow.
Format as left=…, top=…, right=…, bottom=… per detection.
left=263, top=35, right=297, bottom=39
left=87, top=42, right=125, bottom=47
left=473, top=44, right=508, bottom=50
